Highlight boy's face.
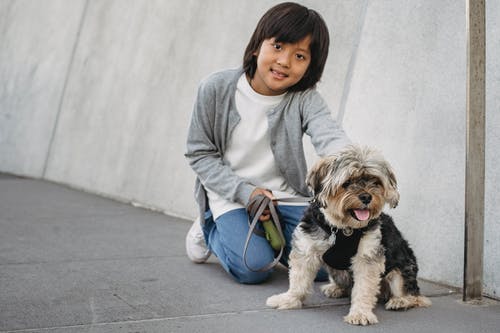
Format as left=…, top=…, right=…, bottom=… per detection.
left=250, top=36, right=311, bottom=96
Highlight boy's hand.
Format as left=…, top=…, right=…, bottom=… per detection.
left=249, top=188, right=276, bottom=221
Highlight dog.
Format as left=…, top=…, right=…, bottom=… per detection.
left=266, top=145, right=431, bottom=325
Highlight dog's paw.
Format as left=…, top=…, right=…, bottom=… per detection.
left=266, top=293, right=303, bottom=309
left=385, top=295, right=432, bottom=311
left=415, top=295, right=432, bottom=308
left=385, top=296, right=414, bottom=310
left=320, top=283, right=346, bottom=298
left=344, top=310, right=378, bottom=326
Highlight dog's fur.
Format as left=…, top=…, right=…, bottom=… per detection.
left=266, top=145, right=431, bottom=325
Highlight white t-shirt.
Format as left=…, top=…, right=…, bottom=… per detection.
left=206, top=74, right=303, bottom=220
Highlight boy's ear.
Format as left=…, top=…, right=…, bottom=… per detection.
left=253, top=47, right=261, bottom=57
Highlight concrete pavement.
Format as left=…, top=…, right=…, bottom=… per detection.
left=1, top=174, right=499, bottom=332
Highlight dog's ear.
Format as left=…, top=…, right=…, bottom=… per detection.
left=384, top=164, right=400, bottom=208
left=306, top=156, right=337, bottom=206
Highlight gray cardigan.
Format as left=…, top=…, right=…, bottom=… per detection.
left=185, top=68, right=350, bottom=219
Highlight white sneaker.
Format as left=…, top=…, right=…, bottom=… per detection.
left=185, top=217, right=211, bottom=263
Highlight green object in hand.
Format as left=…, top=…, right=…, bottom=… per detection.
left=262, top=219, right=284, bottom=251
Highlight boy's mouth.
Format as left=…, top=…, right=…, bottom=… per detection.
left=271, top=69, right=288, bottom=78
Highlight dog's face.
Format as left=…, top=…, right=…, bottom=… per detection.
left=306, top=145, right=399, bottom=229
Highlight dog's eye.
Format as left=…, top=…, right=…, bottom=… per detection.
left=342, top=180, right=351, bottom=188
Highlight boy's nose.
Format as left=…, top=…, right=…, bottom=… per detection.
left=276, top=53, right=290, bottom=68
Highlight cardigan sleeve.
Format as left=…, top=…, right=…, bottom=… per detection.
left=184, top=76, right=256, bottom=207
left=300, top=89, right=351, bottom=156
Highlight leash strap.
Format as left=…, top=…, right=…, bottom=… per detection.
left=243, top=195, right=311, bottom=272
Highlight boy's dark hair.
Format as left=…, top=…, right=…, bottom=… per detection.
left=243, top=2, right=330, bottom=92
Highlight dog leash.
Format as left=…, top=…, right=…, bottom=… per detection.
left=243, top=195, right=312, bottom=272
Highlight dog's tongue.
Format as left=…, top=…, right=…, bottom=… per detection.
left=354, top=209, right=370, bottom=221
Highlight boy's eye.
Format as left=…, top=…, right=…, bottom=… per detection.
left=273, top=43, right=282, bottom=50
left=296, top=54, right=306, bottom=60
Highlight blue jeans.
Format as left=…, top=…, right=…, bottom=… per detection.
left=201, top=206, right=328, bottom=284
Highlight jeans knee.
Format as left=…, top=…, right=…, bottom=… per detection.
left=229, top=253, right=274, bottom=284
left=234, top=269, right=272, bottom=284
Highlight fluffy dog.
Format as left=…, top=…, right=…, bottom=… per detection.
left=266, top=145, right=431, bottom=325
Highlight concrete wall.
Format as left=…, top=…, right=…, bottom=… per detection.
left=344, top=0, right=469, bottom=291
left=0, top=0, right=498, bottom=297
left=0, top=0, right=87, bottom=176
left=341, top=0, right=500, bottom=298
left=484, top=0, right=500, bottom=300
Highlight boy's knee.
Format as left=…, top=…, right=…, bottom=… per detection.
left=234, top=269, right=272, bottom=284
left=230, top=253, right=275, bottom=284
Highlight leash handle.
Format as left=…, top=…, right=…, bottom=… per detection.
left=243, top=195, right=311, bottom=272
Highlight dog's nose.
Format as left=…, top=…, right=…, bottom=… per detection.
left=358, top=193, right=372, bottom=205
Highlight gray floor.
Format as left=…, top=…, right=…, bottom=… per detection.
left=1, top=174, right=499, bottom=333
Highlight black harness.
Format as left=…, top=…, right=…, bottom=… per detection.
left=316, top=214, right=379, bottom=270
